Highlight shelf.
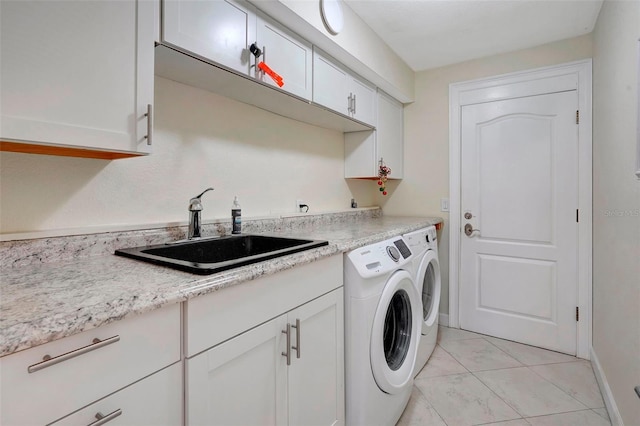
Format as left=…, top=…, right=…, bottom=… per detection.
left=0, top=141, right=145, bottom=160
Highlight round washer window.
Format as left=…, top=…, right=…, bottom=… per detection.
left=383, top=289, right=412, bottom=371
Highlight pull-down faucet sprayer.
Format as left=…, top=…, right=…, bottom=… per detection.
left=188, top=187, right=214, bottom=239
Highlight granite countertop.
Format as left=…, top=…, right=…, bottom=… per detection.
left=0, top=212, right=442, bottom=357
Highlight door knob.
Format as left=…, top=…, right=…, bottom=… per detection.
left=464, top=223, right=480, bottom=237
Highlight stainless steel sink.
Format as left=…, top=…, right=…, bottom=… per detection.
left=115, top=234, right=329, bottom=275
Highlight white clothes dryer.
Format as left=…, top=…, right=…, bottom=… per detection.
left=344, top=237, right=421, bottom=426
left=403, top=226, right=441, bottom=377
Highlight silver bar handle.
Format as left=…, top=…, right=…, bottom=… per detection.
left=291, top=318, right=301, bottom=359
left=144, top=104, right=152, bottom=146
left=353, top=94, right=356, bottom=115
left=88, top=409, right=122, bottom=426
left=28, top=335, right=120, bottom=373
left=347, top=93, right=353, bottom=113
left=282, top=324, right=291, bottom=366
left=256, top=45, right=267, bottom=79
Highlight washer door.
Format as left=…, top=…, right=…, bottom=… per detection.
left=417, top=250, right=441, bottom=333
left=370, top=270, right=420, bottom=394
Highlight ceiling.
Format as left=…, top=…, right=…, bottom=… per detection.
left=342, top=0, right=604, bottom=71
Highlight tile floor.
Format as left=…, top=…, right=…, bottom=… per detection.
left=397, top=326, right=610, bottom=426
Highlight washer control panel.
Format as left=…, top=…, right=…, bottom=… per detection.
left=404, top=226, right=438, bottom=252
left=345, top=236, right=413, bottom=278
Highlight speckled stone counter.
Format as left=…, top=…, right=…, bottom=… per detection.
left=0, top=209, right=442, bottom=357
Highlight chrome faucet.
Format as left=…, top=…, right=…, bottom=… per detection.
left=188, top=187, right=214, bottom=239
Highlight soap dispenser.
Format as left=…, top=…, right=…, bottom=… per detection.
left=231, top=196, right=242, bottom=234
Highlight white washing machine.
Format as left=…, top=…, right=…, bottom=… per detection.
left=344, top=237, right=421, bottom=426
left=403, top=226, right=441, bottom=377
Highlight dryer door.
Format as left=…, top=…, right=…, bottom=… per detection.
left=370, top=270, right=420, bottom=394
left=417, top=250, right=441, bottom=333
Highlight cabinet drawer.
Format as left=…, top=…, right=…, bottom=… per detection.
left=185, top=254, right=342, bottom=357
left=52, top=363, right=182, bottom=426
left=0, top=303, right=181, bottom=426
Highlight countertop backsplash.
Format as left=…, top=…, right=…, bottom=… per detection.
left=0, top=207, right=382, bottom=269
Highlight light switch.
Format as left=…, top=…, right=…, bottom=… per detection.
left=440, top=198, right=449, bottom=212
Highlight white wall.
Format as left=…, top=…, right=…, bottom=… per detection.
left=0, top=77, right=375, bottom=236
left=592, top=0, right=640, bottom=423
left=382, top=34, right=594, bottom=315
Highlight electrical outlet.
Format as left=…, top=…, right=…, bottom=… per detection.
left=441, top=198, right=449, bottom=212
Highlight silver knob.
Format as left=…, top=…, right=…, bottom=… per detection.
left=386, top=246, right=400, bottom=262
left=464, top=212, right=473, bottom=220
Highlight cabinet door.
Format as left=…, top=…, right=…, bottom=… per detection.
left=349, top=76, right=377, bottom=125
left=312, top=50, right=350, bottom=115
left=186, top=315, right=288, bottom=426
left=256, top=14, right=312, bottom=100
left=52, top=363, right=182, bottom=426
left=163, top=0, right=255, bottom=75
left=288, top=289, right=345, bottom=426
left=0, top=0, right=153, bottom=155
left=377, top=91, right=404, bottom=179
left=345, top=91, right=404, bottom=179
left=344, top=130, right=377, bottom=178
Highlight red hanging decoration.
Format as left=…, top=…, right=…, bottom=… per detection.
left=378, top=158, right=391, bottom=196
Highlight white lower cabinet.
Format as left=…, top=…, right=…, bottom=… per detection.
left=52, top=362, right=182, bottom=426
left=187, top=288, right=344, bottom=426
left=0, top=304, right=181, bottom=426
left=287, top=289, right=344, bottom=426
left=185, top=255, right=344, bottom=426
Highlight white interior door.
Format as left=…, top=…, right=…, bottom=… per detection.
left=459, top=90, right=579, bottom=355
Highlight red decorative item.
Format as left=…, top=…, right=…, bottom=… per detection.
left=377, top=158, right=391, bottom=196
left=257, top=62, right=284, bottom=87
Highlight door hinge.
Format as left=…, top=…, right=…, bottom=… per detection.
left=576, top=209, right=579, bottom=223
left=576, top=306, right=579, bottom=321
left=576, top=110, right=580, bottom=124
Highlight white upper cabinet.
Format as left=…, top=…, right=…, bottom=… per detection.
left=313, top=51, right=351, bottom=116
left=349, top=76, right=377, bottom=125
left=157, top=1, right=374, bottom=131
left=255, top=13, right=313, bottom=100
left=345, top=90, right=404, bottom=179
left=162, top=0, right=256, bottom=75
left=377, top=91, right=404, bottom=178
left=162, top=0, right=312, bottom=100
left=312, top=49, right=376, bottom=125
left=0, top=0, right=154, bottom=159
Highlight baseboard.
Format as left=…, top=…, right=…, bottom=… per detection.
left=439, top=313, right=449, bottom=327
left=591, top=347, right=624, bottom=426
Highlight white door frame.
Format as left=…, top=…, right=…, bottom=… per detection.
left=448, top=60, right=593, bottom=359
